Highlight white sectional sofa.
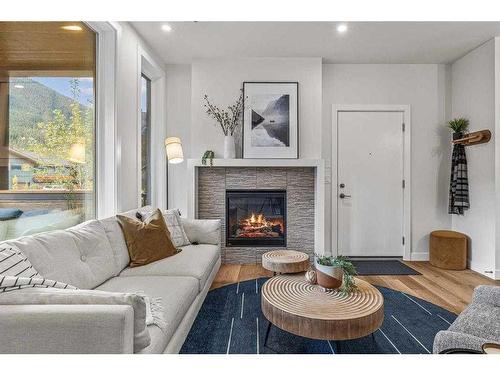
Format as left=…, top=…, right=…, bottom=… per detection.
left=0, top=207, right=221, bottom=354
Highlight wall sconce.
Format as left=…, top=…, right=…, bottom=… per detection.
left=165, top=137, right=184, bottom=164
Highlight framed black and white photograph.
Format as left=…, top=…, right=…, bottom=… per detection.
left=242, top=82, right=298, bottom=158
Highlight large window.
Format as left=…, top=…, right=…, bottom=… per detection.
left=140, top=74, right=151, bottom=207
left=0, top=22, right=96, bottom=241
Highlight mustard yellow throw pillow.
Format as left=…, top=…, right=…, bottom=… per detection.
left=117, top=209, right=178, bottom=268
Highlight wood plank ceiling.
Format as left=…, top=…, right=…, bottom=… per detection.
left=0, top=22, right=95, bottom=75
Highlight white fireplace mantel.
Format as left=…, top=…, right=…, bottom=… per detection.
left=187, top=158, right=326, bottom=255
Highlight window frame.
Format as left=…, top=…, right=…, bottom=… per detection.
left=137, top=47, right=166, bottom=209
left=0, top=23, right=99, bottom=224
left=140, top=73, right=152, bottom=207
left=0, top=21, right=123, bottom=227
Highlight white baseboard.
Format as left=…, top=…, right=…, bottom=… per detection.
left=468, top=261, right=498, bottom=280
left=409, top=252, right=429, bottom=261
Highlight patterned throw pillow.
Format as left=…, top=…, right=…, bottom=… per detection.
left=163, top=209, right=191, bottom=247
left=0, top=246, right=39, bottom=278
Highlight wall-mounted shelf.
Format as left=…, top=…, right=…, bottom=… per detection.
left=452, top=130, right=491, bottom=146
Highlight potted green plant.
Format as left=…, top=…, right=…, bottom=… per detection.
left=201, top=150, right=215, bottom=166
left=447, top=117, right=469, bottom=141
left=314, top=254, right=357, bottom=293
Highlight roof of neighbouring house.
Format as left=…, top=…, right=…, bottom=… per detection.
left=8, top=147, right=71, bottom=167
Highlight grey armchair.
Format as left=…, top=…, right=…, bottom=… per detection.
left=433, top=285, right=500, bottom=354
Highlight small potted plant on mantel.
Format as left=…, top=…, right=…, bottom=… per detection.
left=314, top=254, right=357, bottom=293
left=447, top=117, right=469, bottom=141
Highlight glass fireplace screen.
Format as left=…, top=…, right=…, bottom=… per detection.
left=226, top=190, right=286, bottom=247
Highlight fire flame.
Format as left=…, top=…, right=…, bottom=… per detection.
left=246, top=213, right=268, bottom=227
left=235, top=212, right=285, bottom=238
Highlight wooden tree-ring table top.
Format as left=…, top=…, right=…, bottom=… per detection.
left=261, top=274, right=384, bottom=341
left=261, top=250, right=310, bottom=274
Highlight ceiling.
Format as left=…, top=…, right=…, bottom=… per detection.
left=0, top=22, right=95, bottom=75
left=132, top=22, right=500, bottom=65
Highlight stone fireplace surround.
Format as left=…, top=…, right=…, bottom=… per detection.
left=187, top=159, right=325, bottom=264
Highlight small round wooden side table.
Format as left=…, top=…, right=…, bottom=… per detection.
left=261, top=250, right=310, bottom=274
left=261, top=274, right=384, bottom=352
left=429, top=230, right=468, bottom=270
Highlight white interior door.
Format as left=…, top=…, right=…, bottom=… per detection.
left=337, top=111, right=404, bottom=257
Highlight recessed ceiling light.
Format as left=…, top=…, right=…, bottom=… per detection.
left=14, top=84, right=24, bottom=89
left=61, top=25, right=83, bottom=31
left=337, top=24, right=348, bottom=33
left=161, top=24, right=172, bottom=32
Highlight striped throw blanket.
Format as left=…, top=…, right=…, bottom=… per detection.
left=449, top=143, right=470, bottom=215
left=0, top=246, right=75, bottom=292
left=0, top=275, right=77, bottom=293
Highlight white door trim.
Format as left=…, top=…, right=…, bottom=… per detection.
left=331, top=104, right=411, bottom=260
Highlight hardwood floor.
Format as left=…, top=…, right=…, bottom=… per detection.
left=211, top=261, right=500, bottom=315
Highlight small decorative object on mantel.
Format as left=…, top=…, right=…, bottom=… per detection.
left=314, top=254, right=357, bottom=293
left=304, top=269, right=317, bottom=285
left=203, top=91, right=243, bottom=159
left=242, top=82, right=299, bottom=159
left=201, top=150, right=215, bottom=166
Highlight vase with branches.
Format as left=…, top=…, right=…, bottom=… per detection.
left=203, top=91, right=243, bottom=158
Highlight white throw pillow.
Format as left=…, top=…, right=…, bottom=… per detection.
left=136, top=207, right=190, bottom=247
left=0, top=246, right=39, bottom=278
left=180, top=218, right=221, bottom=245
left=162, top=209, right=191, bottom=247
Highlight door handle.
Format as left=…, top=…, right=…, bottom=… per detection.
left=339, top=193, right=351, bottom=199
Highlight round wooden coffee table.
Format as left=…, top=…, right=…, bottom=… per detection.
left=261, top=274, right=384, bottom=352
left=261, top=250, right=310, bottom=274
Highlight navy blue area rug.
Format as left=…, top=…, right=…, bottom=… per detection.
left=351, top=260, right=421, bottom=275
left=180, top=278, right=456, bottom=354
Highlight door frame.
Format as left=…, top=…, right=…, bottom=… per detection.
left=331, top=104, right=411, bottom=260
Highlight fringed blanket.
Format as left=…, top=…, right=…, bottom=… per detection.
left=0, top=275, right=165, bottom=331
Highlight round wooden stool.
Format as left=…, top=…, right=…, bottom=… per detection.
left=429, top=230, right=468, bottom=270
left=261, top=250, right=310, bottom=274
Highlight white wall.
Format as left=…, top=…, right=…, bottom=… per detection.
left=190, top=58, right=322, bottom=159
left=114, top=22, right=166, bottom=212
left=451, top=39, right=497, bottom=277
left=322, top=64, right=452, bottom=259
left=166, top=64, right=191, bottom=215
left=166, top=61, right=452, bottom=260
left=165, top=58, right=500, bottom=270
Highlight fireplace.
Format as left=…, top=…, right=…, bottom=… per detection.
left=226, top=190, right=286, bottom=247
